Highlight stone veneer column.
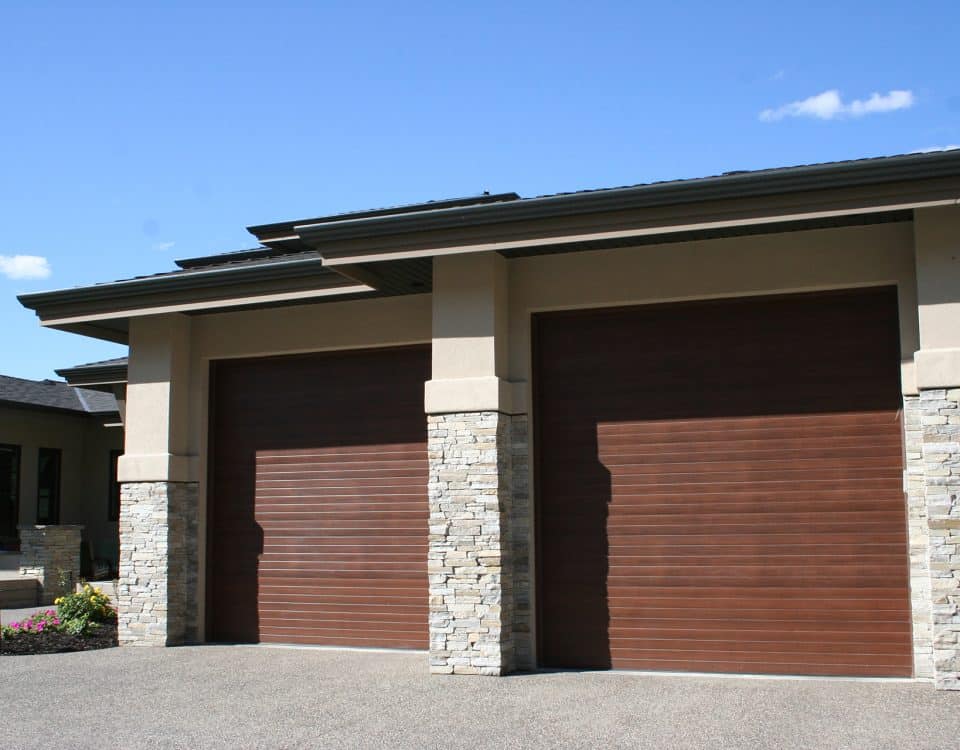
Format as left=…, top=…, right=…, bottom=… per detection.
left=427, top=252, right=532, bottom=675
left=118, top=482, right=198, bottom=646
left=509, top=415, right=532, bottom=670
left=918, top=388, right=960, bottom=689
left=904, top=395, right=934, bottom=678
left=428, top=412, right=516, bottom=675
left=17, top=525, right=83, bottom=604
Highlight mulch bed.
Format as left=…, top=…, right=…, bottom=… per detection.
left=0, top=621, right=117, bottom=656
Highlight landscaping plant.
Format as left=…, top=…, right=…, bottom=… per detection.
left=53, top=583, right=117, bottom=635
left=1, top=583, right=117, bottom=650
left=1, top=610, right=61, bottom=639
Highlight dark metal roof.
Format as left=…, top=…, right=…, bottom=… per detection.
left=174, top=247, right=272, bottom=270
left=59, top=356, right=128, bottom=370
left=527, top=151, right=959, bottom=201
left=247, top=192, right=521, bottom=243
left=0, top=374, right=118, bottom=416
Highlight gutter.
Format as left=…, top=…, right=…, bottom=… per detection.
left=18, top=253, right=331, bottom=309
left=56, top=361, right=128, bottom=387
left=248, top=192, right=522, bottom=242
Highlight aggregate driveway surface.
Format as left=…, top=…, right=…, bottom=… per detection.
left=3, top=646, right=959, bottom=749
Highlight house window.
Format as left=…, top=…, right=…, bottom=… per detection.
left=36, top=448, right=61, bottom=525
left=0, top=444, right=20, bottom=548
left=108, top=449, right=122, bottom=522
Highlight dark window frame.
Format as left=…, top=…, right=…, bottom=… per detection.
left=0, top=443, right=21, bottom=544
left=36, top=447, right=62, bottom=525
left=108, top=449, right=122, bottom=522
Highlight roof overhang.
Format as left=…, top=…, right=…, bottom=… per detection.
left=19, top=254, right=372, bottom=343
left=56, top=360, right=128, bottom=388
left=289, top=152, right=960, bottom=265
left=247, top=192, right=521, bottom=252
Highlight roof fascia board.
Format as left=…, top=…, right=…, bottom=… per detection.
left=318, top=181, right=959, bottom=266
left=18, top=254, right=328, bottom=309
left=55, top=365, right=129, bottom=387
left=40, top=282, right=373, bottom=326
left=247, top=192, right=521, bottom=242
left=18, top=255, right=379, bottom=331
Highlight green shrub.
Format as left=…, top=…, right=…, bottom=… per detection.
left=54, top=583, right=116, bottom=635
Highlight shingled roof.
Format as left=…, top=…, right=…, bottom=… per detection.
left=0, top=374, right=118, bottom=416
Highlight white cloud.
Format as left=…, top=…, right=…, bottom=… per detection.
left=152, top=241, right=175, bottom=251
left=760, top=89, right=914, bottom=122
left=912, top=145, right=960, bottom=153
left=0, top=255, right=51, bottom=280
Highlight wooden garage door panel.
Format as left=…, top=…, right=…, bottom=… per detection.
left=535, top=288, right=912, bottom=676
left=209, top=346, right=430, bottom=649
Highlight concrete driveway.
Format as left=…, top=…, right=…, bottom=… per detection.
left=3, top=646, right=958, bottom=749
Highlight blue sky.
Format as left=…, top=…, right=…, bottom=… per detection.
left=1, top=1, right=957, bottom=379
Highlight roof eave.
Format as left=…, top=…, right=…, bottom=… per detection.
left=293, top=151, right=960, bottom=250
left=246, top=192, right=522, bottom=243
left=56, top=363, right=129, bottom=387
left=18, top=255, right=374, bottom=339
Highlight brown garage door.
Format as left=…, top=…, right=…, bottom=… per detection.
left=208, top=345, right=430, bottom=649
left=534, top=287, right=911, bottom=676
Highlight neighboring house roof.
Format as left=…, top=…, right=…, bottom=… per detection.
left=0, top=374, right=118, bottom=416
left=18, top=149, right=960, bottom=344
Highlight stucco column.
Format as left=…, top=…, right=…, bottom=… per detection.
left=913, top=206, right=960, bottom=689
left=426, top=253, right=530, bottom=675
left=116, top=314, right=199, bottom=646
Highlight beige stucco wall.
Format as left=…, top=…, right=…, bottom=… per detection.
left=78, top=417, right=124, bottom=561
left=120, top=314, right=193, bottom=483
left=0, top=405, right=122, bottom=560
left=914, top=206, right=960, bottom=389
left=426, top=253, right=513, bottom=413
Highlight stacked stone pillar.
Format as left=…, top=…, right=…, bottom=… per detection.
left=117, top=482, right=198, bottom=645
left=918, top=389, right=960, bottom=689
left=427, top=412, right=514, bottom=674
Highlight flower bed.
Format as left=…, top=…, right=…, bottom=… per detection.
left=1, top=584, right=118, bottom=656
